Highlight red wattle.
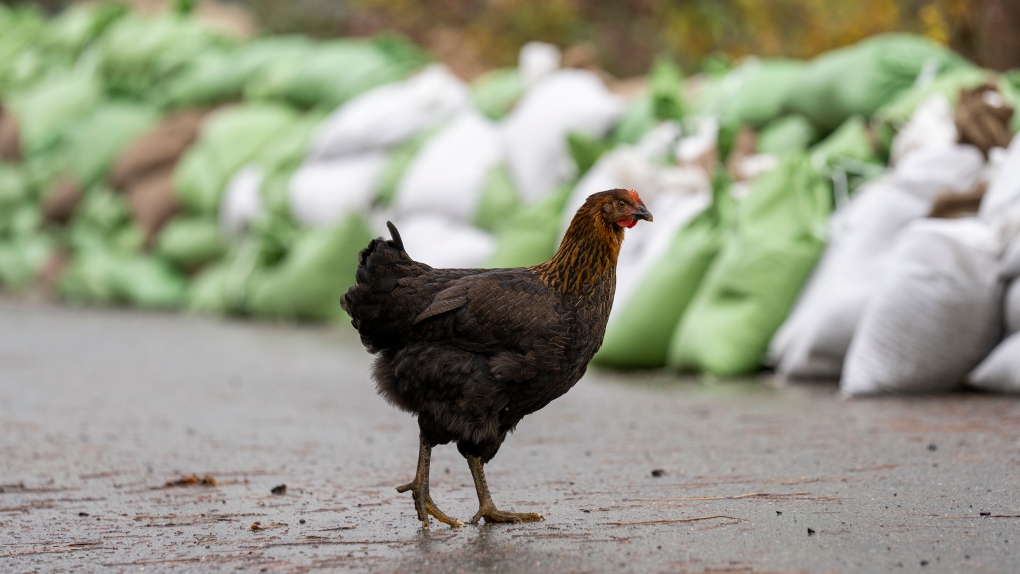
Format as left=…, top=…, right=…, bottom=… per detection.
left=616, top=218, right=637, bottom=229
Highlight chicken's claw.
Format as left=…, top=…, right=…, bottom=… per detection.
left=396, top=480, right=464, bottom=528
left=468, top=502, right=545, bottom=525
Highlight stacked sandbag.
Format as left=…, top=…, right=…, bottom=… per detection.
left=610, top=57, right=685, bottom=145
left=668, top=153, right=833, bottom=376
left=841, top=217, right=1002, bottom=394
left=502, top=68, right=624, bottom=203
left=969, top=213, right=1020, bottom=391
left=282, top=65, right=469, bottom=231
left=770, top=144, right=984, bottom=379
left=785, top=34, right=972, bottom=132
left=710, top=58, right=805, bottom=129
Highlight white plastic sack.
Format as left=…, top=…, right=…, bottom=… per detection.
left=392, top=110, right=503, bottom=223
left=980, top=133, right=1020, bottom=221
left=220, top=166, right=265, bottom=236
left=841, top=218, right=1003, bottom=395
left=502, top=70, right=623, bottom=203
left=518, top=42, right=561, bottom=86
left=308, top=65, right=469, bottom=161
left=288, top=152, right=388, bottom=227
left=889, top=95, right=957, bottom=166
left=771, top=144, right=985, bottom=378
left=969, top=334, right=1020, bottom=393
left=385, top=214, right=496, bottom=269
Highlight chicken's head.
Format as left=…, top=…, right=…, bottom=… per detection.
left=597, top=189, right=653, bottom=229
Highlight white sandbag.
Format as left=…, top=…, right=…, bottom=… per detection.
left=841, top=218, right=1003, bottom=395
left=771, top=144, right=985, bottom=378
left=392, top=110, right=503, bottom=223
left=518, top=42, right=561, bottom=86
left=980, top=133, right=1020, bottom=221
left=969, top=334, right=1020, bottom=393
left=220, top=166, right=264, bottom=236
left=288, top=152, right=388, bottom=227
left=308, top=65, right=469, bottom=161
left=889, top=95, right=957, bottom=165
left=386, top=214, right=496, bottom=269
left=502, top=70, right=623, bottom=203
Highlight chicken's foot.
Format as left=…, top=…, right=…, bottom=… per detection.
left=396, top=434, right=464, bottom=528
left=466, top=455, right=545, bottom=524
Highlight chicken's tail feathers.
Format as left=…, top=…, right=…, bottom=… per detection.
left=341, top=221, right=421, bottom=351
left=386, top=221, right=404, bottom=251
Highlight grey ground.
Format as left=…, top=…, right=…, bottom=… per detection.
left=1, top=298, right=1018, bottom=574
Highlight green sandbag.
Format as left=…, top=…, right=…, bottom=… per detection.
left=566, top=132, right=610, bottom=179
left=810, top=116, right=879, bottom=166
left=173, top=104, right=300, bottom=215
left=6, top=69, right=101, bottom=156
left=98, top=13, right=232, bottom=99
left=611, top=57, right=685, bottom=145
left=594, top=183, right=734, bottom=369
left=668, top=154, right=832, bottom=376
left=61, top=103, right=159, bottom=186
left=375, top=129, right=434, bottom=206
left=756, top=115, right=819, bottom=154
left=245, top=37, right=427, bottom=110
left=874, top=66, right=991, bottom=129
left=247, top=214, right=373, bottom=321
left=154, top=216, right=228, bottom=270
left=0, top=164, right=29, bottom=212
left=785, top=34, right=971, bottom=132
left=160, top=36, right=312, bottom=108
left=471, top=68, right=524, bottom=120
left=0, top=233, right=51, bottom=289
left=47, top=2, right=126, bottom=56
left=713, top=59, right=804, bottom=128
left=0, top=7, right=52, bottom=93
left=474, top=164, right=521, bottom=232
left=484, top=185, right=571, bottom=268
left=60, top=249, right=186, bottom=308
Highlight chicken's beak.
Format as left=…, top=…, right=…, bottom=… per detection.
left=632, top=205, right=653, bottom=222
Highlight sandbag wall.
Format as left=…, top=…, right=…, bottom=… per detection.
left=2, top=3, right=1020, bottom=393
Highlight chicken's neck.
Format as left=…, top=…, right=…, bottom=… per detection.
left=533, top=211, right=623, bottom=294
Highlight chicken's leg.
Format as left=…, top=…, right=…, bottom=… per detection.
left=395, top=434, right=464, bottom=528
left=466, top=455, right=545, bottom=524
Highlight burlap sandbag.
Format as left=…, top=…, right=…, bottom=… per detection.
left=110, top=110, right=207, bottom=192
left=125, top=167, right=179, bottom=244
left=0, top=105, right=21, bottom=162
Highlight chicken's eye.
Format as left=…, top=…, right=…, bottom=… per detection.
left=617, top=200, right=626, bottom=209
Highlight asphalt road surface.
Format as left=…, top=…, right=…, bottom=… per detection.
left=1, top=298, right=1019, bottom=573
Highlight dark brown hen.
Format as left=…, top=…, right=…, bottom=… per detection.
left=341, top=189, right=652, bottom=527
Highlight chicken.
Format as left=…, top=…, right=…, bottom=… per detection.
left=340, top=189, right=652, bottom=527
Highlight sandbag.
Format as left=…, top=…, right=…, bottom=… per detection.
left=61, top=103, right=159, bottom=187
left=247, top=214, right=373, bottom=321
left=502, top=69, right=623, bottom=203
left=669, top=154, right=832, bottom=376
left=785, top=34, right=971, bottom=132
left=40, top=176, right=83, bottom=225
left=110, top=110, right=206, bottom=191
left=125, top=167, right=179, bottom=243
left=245, top=37, right=428, bottom=110
left=5, top=69, right=101, bottom=156
left=154, top=216, right=228, bottom=270
left=954, top=83, right=1014, bottom=157
left=841, top=218, right=1002, bottom=395
left=979, top=133, right=1020, bottom=221
left=173, top=104, right=298, bottom=215
left=610, top=57, right=685, bottom=145
left=308, top=64, right=468, bottom=161
left=160, top=36, right=310, bottom=108
left=595, top=188, right=722, bottom=369
left=471, top=68, right=524, bottom=121
left=59, top=250, right=187, bottom=308
left=756, top=115, right=818, bottom=155
left=98, top=13, right=233, bottom=99
left=875, top=66, right=993, bottom=129
left=287, top=152, right=388, bottom=227
left=969, top=334, right=1020, bottom=392
left=714, top=59, right=804, bottom=128
left=0, top=105, right=21, bottom=161
left=387, top=214, right=497, bottom=269
left=771, top=144, right=985, bottom=378
left=393, top=110, right=504, bottom=223
left=0, top=233, right=52, bottom=290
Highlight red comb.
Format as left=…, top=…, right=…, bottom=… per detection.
left=629, top=190, right=642, bottom=203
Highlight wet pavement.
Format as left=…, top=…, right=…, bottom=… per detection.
left=1, top=297, right=1019, bottom=573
